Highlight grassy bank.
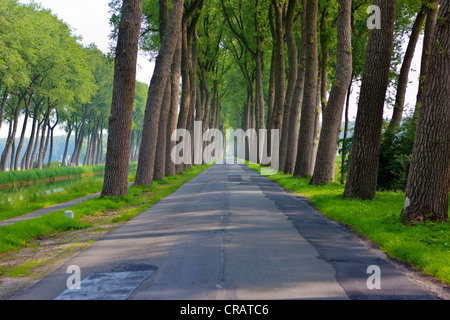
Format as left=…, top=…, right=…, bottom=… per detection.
left=245, top=161, right=450, bottom=285
left=0, top=166, right=138, bottom=222
left=0, top=163, right=137, bottom=187
left=0, top=164, right=211, bottom=254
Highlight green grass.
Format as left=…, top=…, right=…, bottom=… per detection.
left=0, top=166, right=138, bottom=222
left=0, top=164, right=211, bottom=254
left=245, top=161, right=450, bottom=285
left=0, top=163, right=137, bottom=186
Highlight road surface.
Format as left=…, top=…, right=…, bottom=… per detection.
left=10, top=160, right=437, bottom=300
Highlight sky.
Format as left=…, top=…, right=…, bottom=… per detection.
left=2, top=1, right=423, bottom=138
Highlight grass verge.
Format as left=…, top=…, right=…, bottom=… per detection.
left=0, top=164, right=210, bottom=254
left=0, top=169, right=137, bottom=222
left=0, top=163, right=137, bottom=187
left=245, top=161, right=450, bottom=285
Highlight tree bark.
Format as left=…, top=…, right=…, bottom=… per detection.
left=14, top=94, right=32, bottom=171
left=270, top=0, right=286, bottom=135
left=153, top=78, right=172, bottom=181
left=344, top=0, right=397, bottom=200
left=166, top=37, right=182, bottom=177
left=401, top=0, right=449, bottom=224
left=389, top=7, right=427, bottom=131
left=154, top=0, right=172, bottom=181
left=284, top=0, right=307, bottom=175
left=101, top=0, right=143, bottom=196
left=311, top=0, right=352, bottom=185
left=134, top=0, right=185, bottom=186
left=22, top=103, right=40, bottom=170
left=0, top=94, right=24, bottom=171
left=61, top=127, right=72, bottom=167
left=279, top=0, right=298, bottom=172
left=414, top=0, right=441, bottom=117
left=254, top=0, right=265, bottom=136
left=294, top=0, right=319, bottom=178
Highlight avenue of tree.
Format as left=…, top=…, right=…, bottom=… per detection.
left=0, top=0, right=448, bottom=224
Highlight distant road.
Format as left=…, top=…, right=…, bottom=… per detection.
left=11, top=160, right=438, bottom=300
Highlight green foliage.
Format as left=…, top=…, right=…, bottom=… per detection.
left=377, top=116, right=417, bottom=191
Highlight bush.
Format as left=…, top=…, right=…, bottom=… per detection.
left=377, top=116, right=417, bottom=191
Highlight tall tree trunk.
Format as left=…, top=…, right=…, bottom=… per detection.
left=154, top=78, right=172, bottom=181
left=344, top=0, right=397, bottom=200
left=185, top=17, right=200, bottom=169
left=134, top=0, right=185, bottom=186
left=1, top=95, right=24, bottom=171
left=311, top=0, right=352, bottom=185
left=319, top=5, right=329, bottom=115
left=284, top=0, right=307, bottom=175
left=294, top=0, right=319, bottom=178
left=389, top=7, right=427, bottom=131
left=279, top=0, right=298, bottom=172
left=101, top=0, right=143, bottom=196
left=154, top=0, right=172, bottom=181
left=266, top=47, right=276, bottom=134
left=401, top=0, right=449, bottom=224
left=39, top=117, right=51, bottom=169
left=83, top=130, right=91, bottom=166
left=47, top=110, right=59, bottom=168
left=72, top=112, right=87, bottom=166
left=97, top=122, right=104, bottom=164
left=166, top=37, right=182, bottom=177
left=414, top=0, right=441, bottom=118
left=254, top=0, right=265, bottom=138
left=61, top=127, right=72, bottom=167
left=22, top=104, right=39, bottom=170
left=14, top=94, right=32, bottom=171
left=270, top=0, right=286, bottom=135
left=29, top=118, right=43, bottom=169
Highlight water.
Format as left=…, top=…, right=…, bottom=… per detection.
left=0, top=175, right=104, bottom=208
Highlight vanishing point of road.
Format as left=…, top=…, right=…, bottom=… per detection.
left=10, top=160, right=438, bottom=301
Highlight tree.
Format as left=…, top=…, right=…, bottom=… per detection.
left=284, top=0, right=307, bottom=174
left=414, top=0, right=441, bottom=118
left=134, top=0, right=185, bottom=186
left=401, top=0, right=449, bottom=224
left=343, top=0, right=397, bottom=200
left=294, top=0, right=319, bottom=178
left=279, top=0, right=298, bottom=172
left=311, top=0, right=352, bottom=186
left=101, top=0, right=143, bottom=197
left=388, top=3, right=427, bottom=132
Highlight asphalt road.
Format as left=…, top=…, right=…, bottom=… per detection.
left=10, top=160, right=438, bottom=300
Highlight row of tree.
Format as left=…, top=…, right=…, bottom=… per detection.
left=0, top=0, right=149, bottom=170
left=102, top=0, right=448, bottom=224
